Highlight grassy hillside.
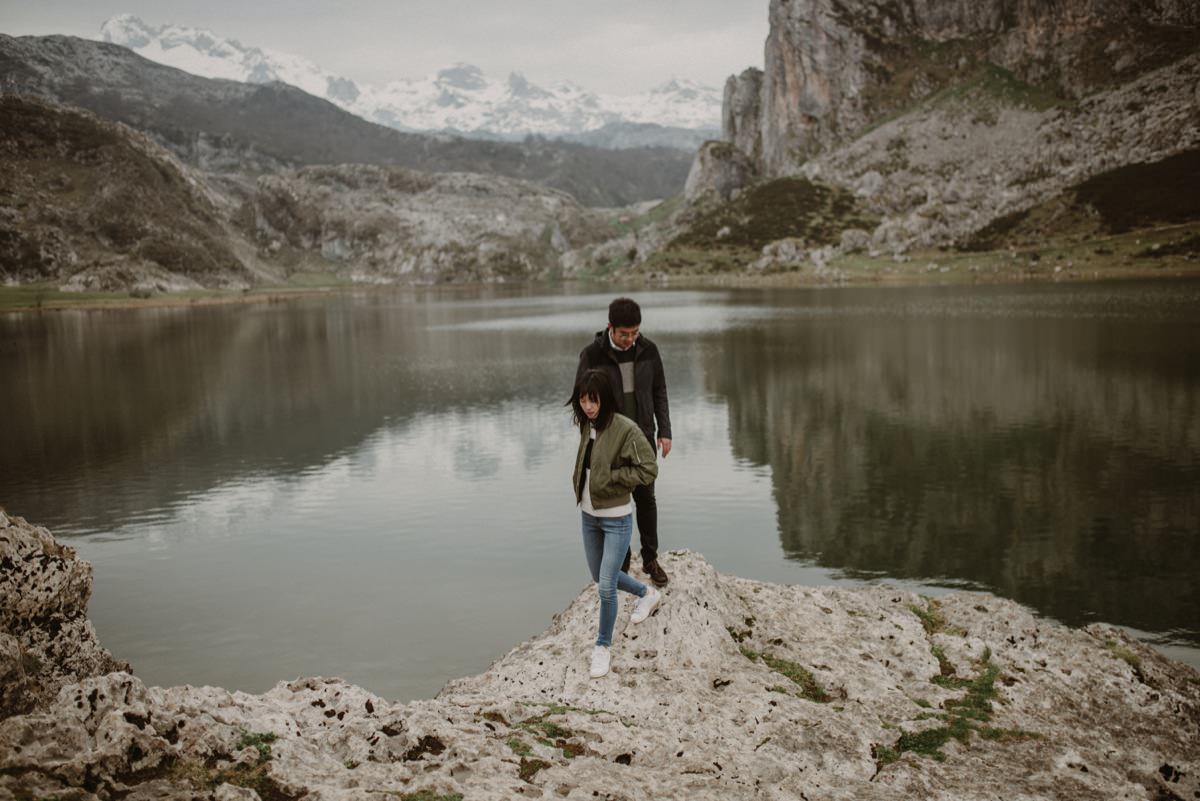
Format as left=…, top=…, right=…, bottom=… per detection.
left=633, top=178, right=877, bottom=275
left=0, top=96, right=250, bottom=287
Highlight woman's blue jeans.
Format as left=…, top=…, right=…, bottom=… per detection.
left=581, top=511, right=649, bottom=647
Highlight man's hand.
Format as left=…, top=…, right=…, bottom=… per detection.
left=658, top=438, right=672, bottom=458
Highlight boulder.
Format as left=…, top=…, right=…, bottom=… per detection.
left=839, top=228, right=871, bottom=253
left=0, top=514, right=130, bottom=719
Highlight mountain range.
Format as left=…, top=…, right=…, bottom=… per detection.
left=99, top=14, right=721, bottom=149
left=0, top=33, right=693, bottom=207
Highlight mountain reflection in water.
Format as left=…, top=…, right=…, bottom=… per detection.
left=1, top=281, right=1196, bottom=697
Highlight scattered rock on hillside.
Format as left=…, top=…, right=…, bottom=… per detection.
left=803, top=55, right=1200, bottom=254
left=244, top=164, right=612, bottom=283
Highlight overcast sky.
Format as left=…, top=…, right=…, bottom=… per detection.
left=0, top=0, right=770, bottom=94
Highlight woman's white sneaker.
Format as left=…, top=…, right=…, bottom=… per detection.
left=589, top=645, right=611, bottom=678
left=630, top=587, right=661, bottom=624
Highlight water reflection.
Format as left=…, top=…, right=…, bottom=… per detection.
left=0, top=291, right=591, bottom=535
left=705, top=283, right=1200, bottom=638
left=1, top=281, right=1197, bottom=698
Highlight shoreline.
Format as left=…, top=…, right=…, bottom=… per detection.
left=4, top=259, right=1199, bottom=314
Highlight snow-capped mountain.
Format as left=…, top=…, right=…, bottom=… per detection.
left=99, top=14, right=721, bottom=146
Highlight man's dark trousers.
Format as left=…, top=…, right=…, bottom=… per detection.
left=631, top=481, right=658, bottom=567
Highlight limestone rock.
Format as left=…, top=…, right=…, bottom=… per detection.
left=757, top=237, right=810, bottom=268
left=839, top=228, right=871, bottom=253
left=748, top=0, right=1200, bottom=177
left=722, top=68, right=764, bottom=163
left=2, top=523, right=1197, bottom=801
left=0, top=515, right=130, bottom=719
left=672, top=4, right=1198, bottom=270
left=0, top=633, right=29, bottom=716
left=684, top=141, right=759, bottom=204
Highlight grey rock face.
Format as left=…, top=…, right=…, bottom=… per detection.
left=743, top=0, right=1200, bottom=177
left=2, top=518, right=1198, bottom=800
left=0, top=514, right=129, bottom=719
left=684, top=142, right=759, bottom=204
left=722, top=68, right=764, bottom=162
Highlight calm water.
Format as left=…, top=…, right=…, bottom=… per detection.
left=2, top=281, right=1198, bottom=699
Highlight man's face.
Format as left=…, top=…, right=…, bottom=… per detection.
left=609, top=323, right=639, bottom=348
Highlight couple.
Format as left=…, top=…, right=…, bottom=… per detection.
left=569, top=297, right=672, bottom=679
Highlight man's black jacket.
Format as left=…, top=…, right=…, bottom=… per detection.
left=575, top=330, right=671, bottom=446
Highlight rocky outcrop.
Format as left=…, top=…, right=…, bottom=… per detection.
left=684, top=142, right=759, bottom=204
left=690, top=0, right=1200, bottom=261
left=0, top=513, right=128, bottom=719
left=729, top=0, right=1200, bottom=177
left=722, top=68, right=764, bottom=165
left=245, top=165, right=611, bottom=283
left=2, top=520, right=1199, bottom=800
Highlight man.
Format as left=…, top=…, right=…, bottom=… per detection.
left=574, top=297, right=672, bottom=586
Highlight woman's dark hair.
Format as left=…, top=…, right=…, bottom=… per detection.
left=568, top=368, right=617, bottom=431
left=608, top=297, right=641, bottom=328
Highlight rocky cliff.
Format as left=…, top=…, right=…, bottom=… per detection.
left=3, top=514, right=1198, bottom=800
left=661, top=0, right=1200, bottom=274
left=752, top=0, right=1200, bottom=175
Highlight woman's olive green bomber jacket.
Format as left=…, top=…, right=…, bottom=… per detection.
left=572, top=413, right=659, bottom=510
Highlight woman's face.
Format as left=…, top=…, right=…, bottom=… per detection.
left=580, top=392, right=600, bottom=421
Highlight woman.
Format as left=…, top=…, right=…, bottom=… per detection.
left=569, top=368, right=662, bottom=678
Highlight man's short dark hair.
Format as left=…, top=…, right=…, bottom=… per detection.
left=608, top=297, right=641, bottom=328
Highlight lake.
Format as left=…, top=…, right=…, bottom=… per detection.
left=2, top=280, right=1198, bottom=699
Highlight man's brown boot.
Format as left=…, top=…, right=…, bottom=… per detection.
left=644, top=558, right=669, bottom=587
